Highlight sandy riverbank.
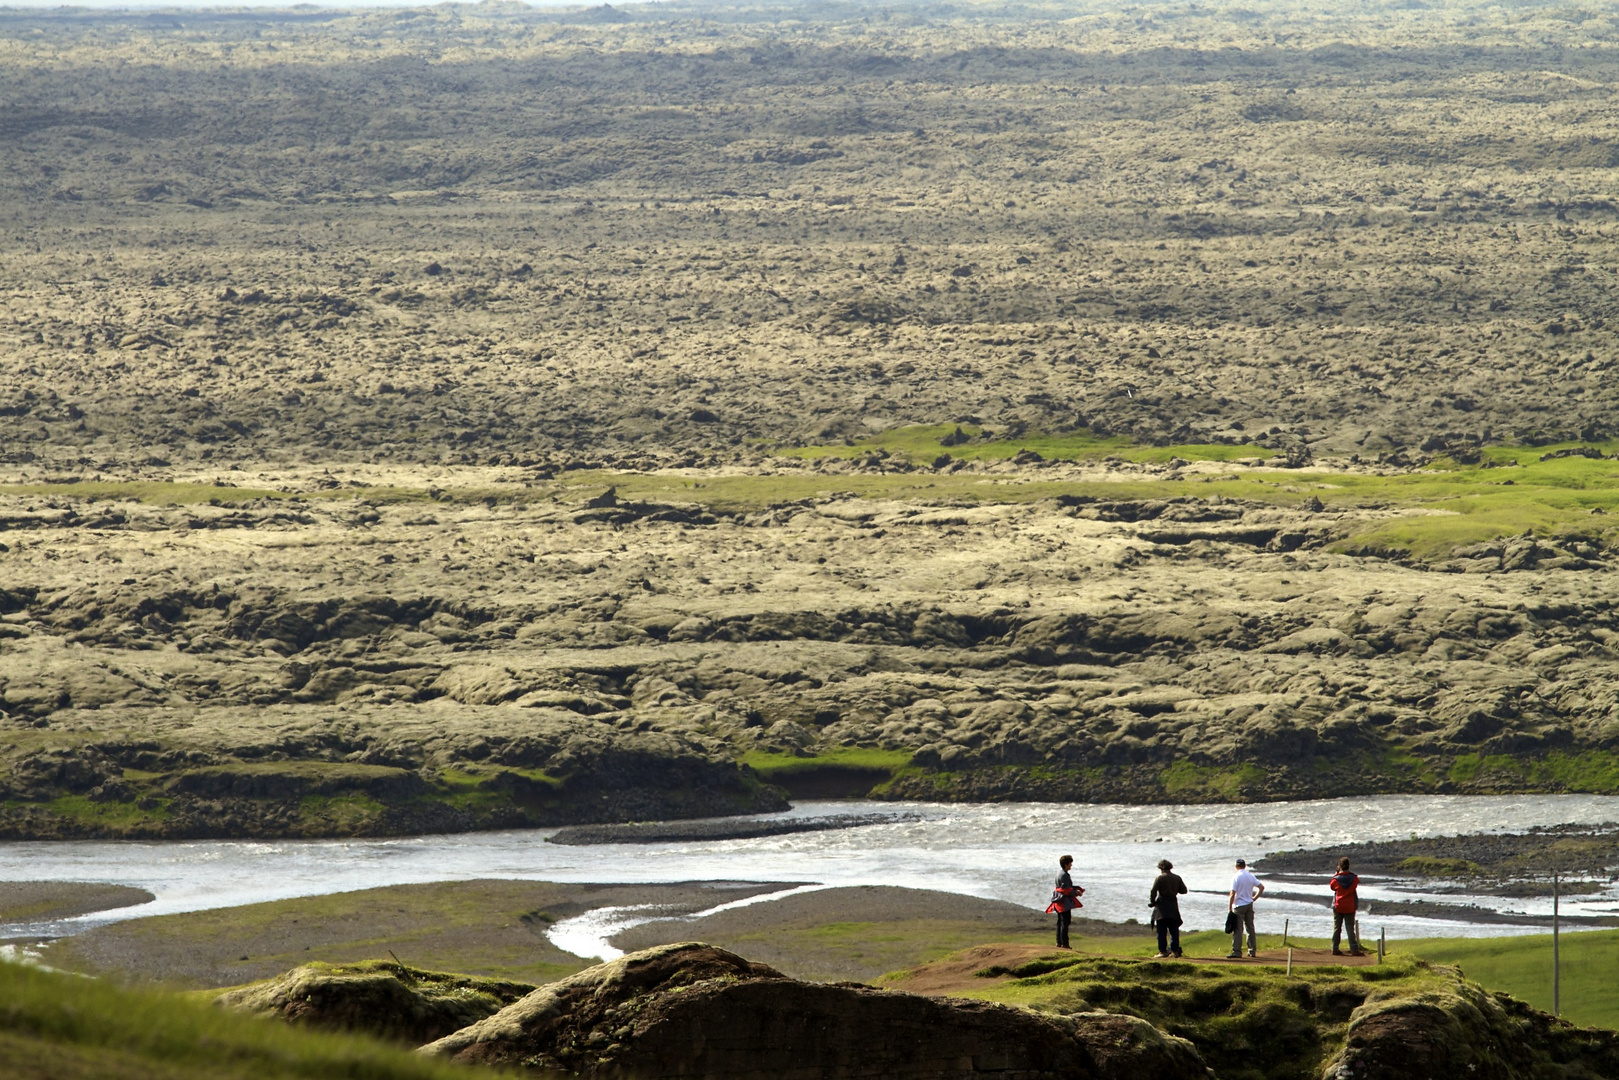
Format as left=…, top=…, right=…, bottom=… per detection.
left=0, top=880, right=154, bottom=925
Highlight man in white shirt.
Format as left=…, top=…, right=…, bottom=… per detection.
left=1227, top=858, right=1264, bottom=958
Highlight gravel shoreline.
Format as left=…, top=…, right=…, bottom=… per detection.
left=1257, top=824, right=1619, bottom=880
left=0, top=881, right=154, bottom=926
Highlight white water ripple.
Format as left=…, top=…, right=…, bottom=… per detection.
left=545, top=884, right=837, bottom=961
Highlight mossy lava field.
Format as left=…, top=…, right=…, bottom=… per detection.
left=4, top=0, right=1619, bottom=837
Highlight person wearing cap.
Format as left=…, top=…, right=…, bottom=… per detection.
left=1227, top=858, right=1264, bottom=958
left=1148, top=859, right=1187, bottom=958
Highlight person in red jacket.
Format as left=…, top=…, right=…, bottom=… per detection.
left=1330, top=857, right=1365, bottom=956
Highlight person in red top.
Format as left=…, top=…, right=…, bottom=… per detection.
left=1330, top=857, right=1365, bottom=956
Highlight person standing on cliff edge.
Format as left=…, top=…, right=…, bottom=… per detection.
left=1227, top=858, right=1264, bottom=958
left=1046, top=855, right=1084, bottom=949
left=1330, top=857, right=1365, bottom=957
left=1149, top=859, right=1187, bottom=958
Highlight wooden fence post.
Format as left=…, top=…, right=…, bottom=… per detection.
left=1553, top=872, right=1561, bottom=1018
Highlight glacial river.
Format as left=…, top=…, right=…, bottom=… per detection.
left=3, top=794, right=1617, bottom=958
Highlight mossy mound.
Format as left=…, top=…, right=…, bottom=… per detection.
left=216, top=959, right=534, bottom=1045
left=1332, top=977, right=1619, bottom=1080
left=954, top=954, right=1619, bottom=1080
left=421, top=942, right=1209, bottom=1079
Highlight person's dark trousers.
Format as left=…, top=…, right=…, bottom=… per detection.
left=1333, top=912, right=1360, bottom=953
left=1156, top=921, right=1181, bottom=956
left=1056, top=910, right=1071, bottom=948
left=1230, top=904, right=1256, bottom=956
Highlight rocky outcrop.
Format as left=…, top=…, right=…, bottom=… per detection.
left=419, top=942, right=1210, bottom=1079
left=0, top=712, right=789, bottom=841
left=7, top=483, right=1619, bottom=842
left=216, top=960, right=534, bottom=1046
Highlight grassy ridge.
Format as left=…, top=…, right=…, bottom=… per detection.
left=1404, top=930, right=1619, bottom=1032
left=0, top=959, right=479, bottom=1080
left=9, top=436, right=1619, bottom=561
left=962, top=952, right=1447, bottom=1080
left=938, top=928, right=1619, bottom=1033
left=911, top=933, right=1619, bottom=1078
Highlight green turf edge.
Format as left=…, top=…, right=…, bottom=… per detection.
left=0, top=958, right=480, bottom=1080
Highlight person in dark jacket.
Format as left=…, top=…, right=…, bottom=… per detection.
left=1149, top=859, right=1188, bottom=958
left=1329, top=857, right=1364, bottom=956
left=1046, top=855, right=1083, bottom=949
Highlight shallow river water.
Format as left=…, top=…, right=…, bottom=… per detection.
left=3, top=794, right=1617, bottom=957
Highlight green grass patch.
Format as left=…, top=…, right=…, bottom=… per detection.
left=1448, top=753, right=1526, bottom=786
left=488, top=766, right=564, bottom=788
left=1478, top=440, right=1619, bottom=466
left=1159, top=761, right=1268, bottom=800
left=0, top=956, right=475, bottom=1080
left=430, top=769, right=514, bottom=813
left=42, top=794, right=171, bottom=828
left=298, top=794, right=387, bottom=829
left=739, top=747, right=914, bottom=778
left=1322, top=452, right=1619, bottom=560
left=1404, top=929, right=1619, bottom=1031
left=1375, top=744, right=1442, bottom=786
left=1524, top=749, right=1619, bottom=792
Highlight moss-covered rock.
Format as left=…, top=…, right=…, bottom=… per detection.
left=1325, top=977, right=1619, bottom=1080
left=216, top=960, right=534, bottom=1045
